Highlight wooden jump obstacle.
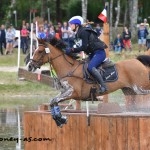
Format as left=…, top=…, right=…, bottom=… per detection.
left=18, top=68, right=54, bottom=86
left=24, top=110, right=150, bottom=150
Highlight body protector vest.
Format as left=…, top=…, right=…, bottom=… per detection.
left=75, top=27, right=108, bottom=53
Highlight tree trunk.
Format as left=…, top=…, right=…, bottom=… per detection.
left=56, top=0, right=61, bottom=22
left=123, top=1, right=128, bottom=27
left=109, top=0, right=113, bottom=42
left=41, top=0, right=47, bottom=19
left=129, top=0, right=138, bottom=39
left=114, top=0, right=120, bottom=31
left=82, top=0, right=88, bottom=22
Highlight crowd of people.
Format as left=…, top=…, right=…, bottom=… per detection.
left=0, top=18, right=149, bottom=56
left=0, top=19, right=103, bottom=56
left=113, top=18, right=150, bottom=54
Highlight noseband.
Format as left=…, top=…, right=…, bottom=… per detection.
left=32, top=43, right=65, bottom=69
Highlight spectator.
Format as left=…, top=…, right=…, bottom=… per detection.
left=144, top=18, right=149, bottom=29
left=44, top=20, right=49, bottom=30
left=48, top=21, right=53, bottom=29
left=21, top=25, right=29, bottom=54
left=138, top=23, right=148, bottom=52
left=56, top=22, right=62, bottom=39
left=10, top=24, right=16, bottom=36
left=5, top=27, right=15, bottom=54
left=0, top=24, right=6, bottom=55
left=114, top=34, right=124, bottom=53
left=61, top=21, right=70, bottom=47
left=48, top=26, right=56, bottom=39
left=95, top=23, right=102, bottom=37
left=25, top=22, right=31, bottom=49
left=38, top=26, right=46, bottom=39
left=31, top=30, right=37, bottom=50
left=146, top=24, right=150, bottom=50
left=85, top=19, right=92, bottom=28
left=122, top=26, right=132, bottom=51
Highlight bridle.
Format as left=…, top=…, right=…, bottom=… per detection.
left=32, top=43, right=75, bottom=68
left=31, top=43, right=83, bottom=80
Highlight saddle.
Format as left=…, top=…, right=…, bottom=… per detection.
left=83, top=58, right=118, bottom=84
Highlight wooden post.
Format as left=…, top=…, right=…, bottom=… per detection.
left=76, top=101, right=81, bottom=110
left=103, top=23, right=110, bottom=58
left=103, top=23, right=110, bottom=103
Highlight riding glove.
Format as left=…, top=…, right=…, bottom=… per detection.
left=65, top=48, right=74, bottom=55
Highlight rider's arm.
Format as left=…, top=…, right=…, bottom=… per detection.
left=72, top=30, right=90, bottom=53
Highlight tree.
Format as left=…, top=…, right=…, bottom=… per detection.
left=114, top=0, right=120, bottom=31
left=109, top=0, right=113, bottom=42
left=82, top=0, right=88, bottom=22
left=129, top=0, right=138, bottom=39
left=123, top=0, right=128, bottom=26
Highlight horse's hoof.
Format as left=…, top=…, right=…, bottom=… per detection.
left=55, top=119, right=63, bottom=128
left=60, top=116, right=68, bottom=125
left=58, top=124, right=63, bottom=128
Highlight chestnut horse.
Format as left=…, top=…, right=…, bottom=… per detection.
left=29, top=38, right=150, bottom=127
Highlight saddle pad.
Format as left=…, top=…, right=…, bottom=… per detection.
left=101, top=65, right=118, bottom=82
left=83, top=63, right=118, bottom=84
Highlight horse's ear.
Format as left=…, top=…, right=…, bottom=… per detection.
left=37, top=38, right=41, bottom=43
left=37, top=38, right=45, bottom=44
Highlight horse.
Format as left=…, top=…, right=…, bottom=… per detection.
left=28, top=38, right=150, bottom=127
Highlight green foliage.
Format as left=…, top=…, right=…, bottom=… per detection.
left=87, top=0, right=103, bottom=22
left=0, top=0, right=150, bottom=28
left=0, top=0, right=11, bottom=24
left=67, top=0, right=82, bottom=18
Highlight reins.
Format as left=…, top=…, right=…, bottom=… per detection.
left=38, top=43, right=74, bottom=66
left=35, top=43, right=84, bottom=80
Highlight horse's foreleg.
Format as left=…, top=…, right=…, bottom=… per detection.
left=50, top=104, right=68, bottom=128
left=50, top=80, right=74, bottom=127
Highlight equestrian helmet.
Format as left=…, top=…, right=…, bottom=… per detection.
left=68, top=16, right=83, bottom=25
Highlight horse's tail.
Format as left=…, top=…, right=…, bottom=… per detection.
left=136, top=55, right=150, bottom=67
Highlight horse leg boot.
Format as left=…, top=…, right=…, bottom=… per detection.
left=51, top=105, right=67, bottom=127
left=51, top=106, right=63, bottom=127
left=91, top=67, right=107, bottom=94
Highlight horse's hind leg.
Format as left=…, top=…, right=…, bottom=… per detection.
left=122, top=87, right=137, bottom=111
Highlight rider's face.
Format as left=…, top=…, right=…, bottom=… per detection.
left=69, top=23, right=75, bottom=31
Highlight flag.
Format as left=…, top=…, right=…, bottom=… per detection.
left=98, top=7, right=107, bottom=23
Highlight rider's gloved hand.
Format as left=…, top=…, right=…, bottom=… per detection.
left=65, top=48, right=71, bottom=55
left=65, top=48, right=74, bottom=55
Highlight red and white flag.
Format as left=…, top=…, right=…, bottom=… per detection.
left=98, top=7, right=107, bottom=23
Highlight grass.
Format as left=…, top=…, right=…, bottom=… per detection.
left=0, top=48, right=25, bottom=66
left=0, top=43, right=147, bottom=66
left=0, top=72, right=58, bottom=95
left=0, top=72, right=59, bottom=108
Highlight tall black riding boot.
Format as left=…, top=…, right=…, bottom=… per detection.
left=91, top=67, right=107, bottom=94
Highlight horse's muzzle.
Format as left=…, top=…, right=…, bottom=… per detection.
left=28, top=61, right=40, bottom=72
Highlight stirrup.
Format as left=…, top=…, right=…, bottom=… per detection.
left=98, top=86, right=107, bottom=94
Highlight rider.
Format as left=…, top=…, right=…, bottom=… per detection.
left=66, top=16, right=107, bottom=93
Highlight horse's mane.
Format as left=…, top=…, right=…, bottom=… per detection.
left=39, top=37, right=79, bottom=60
left=137, top=55, right=150, bottom=67
left=49, top=37, right=81, bottom=60
left=48, top=37, right=67, bottom=50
